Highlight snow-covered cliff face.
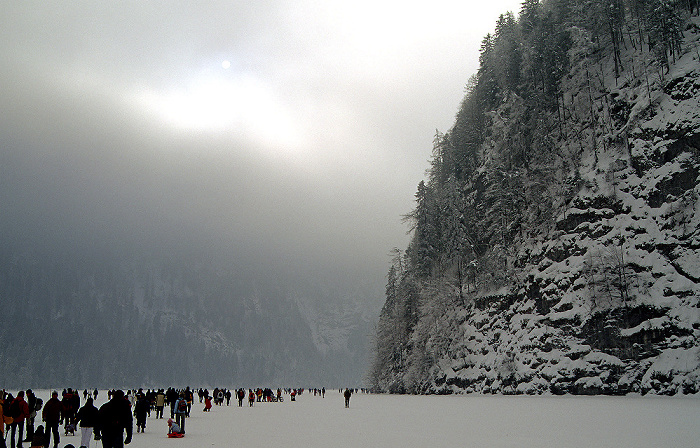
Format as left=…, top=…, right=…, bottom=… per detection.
left=377, top=15, right=700, bottom=396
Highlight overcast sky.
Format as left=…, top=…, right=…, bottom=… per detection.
left=1, top=0, right=523, bottom=299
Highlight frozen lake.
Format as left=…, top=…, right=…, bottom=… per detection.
left=28, top=390, right=700, bottom=447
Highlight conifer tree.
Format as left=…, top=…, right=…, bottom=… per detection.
left=646, top=0, right=685, bottom=71
left=405, top=181, right=438, bottom=278
left=477, top=34, right=499, bottom=110
left=493, top=12, right=522, bottom=93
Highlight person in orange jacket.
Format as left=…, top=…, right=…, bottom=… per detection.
left=1, top=392, right=9, bottom=448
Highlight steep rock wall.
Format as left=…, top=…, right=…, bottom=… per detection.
left=411, top=18, right=700, bottom=396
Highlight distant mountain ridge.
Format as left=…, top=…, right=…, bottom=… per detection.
left=370, top=2, right=700, bottom=395
left=0, top=254, right=375, bottom=388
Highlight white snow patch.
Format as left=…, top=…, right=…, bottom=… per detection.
left=27, top=390, right=700, bottom=448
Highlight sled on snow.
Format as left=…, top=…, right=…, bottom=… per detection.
left=168, top=432, right=185, bottom=438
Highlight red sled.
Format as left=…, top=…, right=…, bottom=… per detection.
left=168, top=432, right=185, bottom=438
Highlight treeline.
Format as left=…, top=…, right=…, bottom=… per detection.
left=369, top=0, right=697, bottom=392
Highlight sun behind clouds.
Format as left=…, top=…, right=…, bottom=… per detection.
left=135, top=71, right=304, bottom=151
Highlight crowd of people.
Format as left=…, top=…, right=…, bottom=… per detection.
left=1, top=386, right=366, bottom=448
left=0, top=388, right=132, bottom=448
left=0, top=388, right=186, bottom=448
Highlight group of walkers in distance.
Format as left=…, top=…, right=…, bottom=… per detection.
left=1, top=386, right=366, bottom=448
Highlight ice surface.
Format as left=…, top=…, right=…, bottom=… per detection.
left=28, top=390, right=700, bottom=448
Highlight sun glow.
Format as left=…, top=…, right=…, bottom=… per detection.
left=136, top=74, right=303, bottom=150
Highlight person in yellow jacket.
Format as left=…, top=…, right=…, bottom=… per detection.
left=154, top=390, right=165, bottom=419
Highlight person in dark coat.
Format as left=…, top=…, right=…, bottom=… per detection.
left=343, top=388, right=352, bottom=408
left=236, top=389, right=245, bottom=407
left=165, top=389, right=177, bottom=419
left=132, top=395, right=150, bottom=434
left=29, top=425, right=45, bottom=448
left=74, top=398, right=99, bottom=448
left=60, top=391, right=75, bottom=432
left=24, top=390, right=37, bottom=443
left=41, top=391, right=62, bottom=448
left=95, top=390, right=132, bottom=448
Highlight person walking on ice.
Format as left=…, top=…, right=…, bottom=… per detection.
left=343, top=389, right=352, bottom=408
left=174, top=394, right=187, bottom=435
left=74, top=397, right=99, bottom=448
left=95, top=390, right=132, bottom=448
left=42, top=391, right=62, bottom=448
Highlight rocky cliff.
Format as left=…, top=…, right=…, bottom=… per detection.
left=371, top=10, right=700, bottom=395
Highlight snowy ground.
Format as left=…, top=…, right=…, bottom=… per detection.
left=26, top=390, right=700, bottom=448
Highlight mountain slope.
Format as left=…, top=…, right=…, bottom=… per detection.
left=371, top=5, right=700, bottom=395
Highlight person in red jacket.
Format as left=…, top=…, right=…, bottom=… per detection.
left=9, top=391, right=30, bottom=448
left=41, top=391, right=62, bottom=448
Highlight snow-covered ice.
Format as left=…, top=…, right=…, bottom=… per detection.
left=28, top=390, right=700, bottom=448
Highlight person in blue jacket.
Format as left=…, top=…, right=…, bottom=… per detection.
left=173, top=394, right=187, bottom=435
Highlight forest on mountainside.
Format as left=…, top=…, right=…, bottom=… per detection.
left=370, top=0, right=700, bottom=395
left=0, top=253, right=372, bottom=388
